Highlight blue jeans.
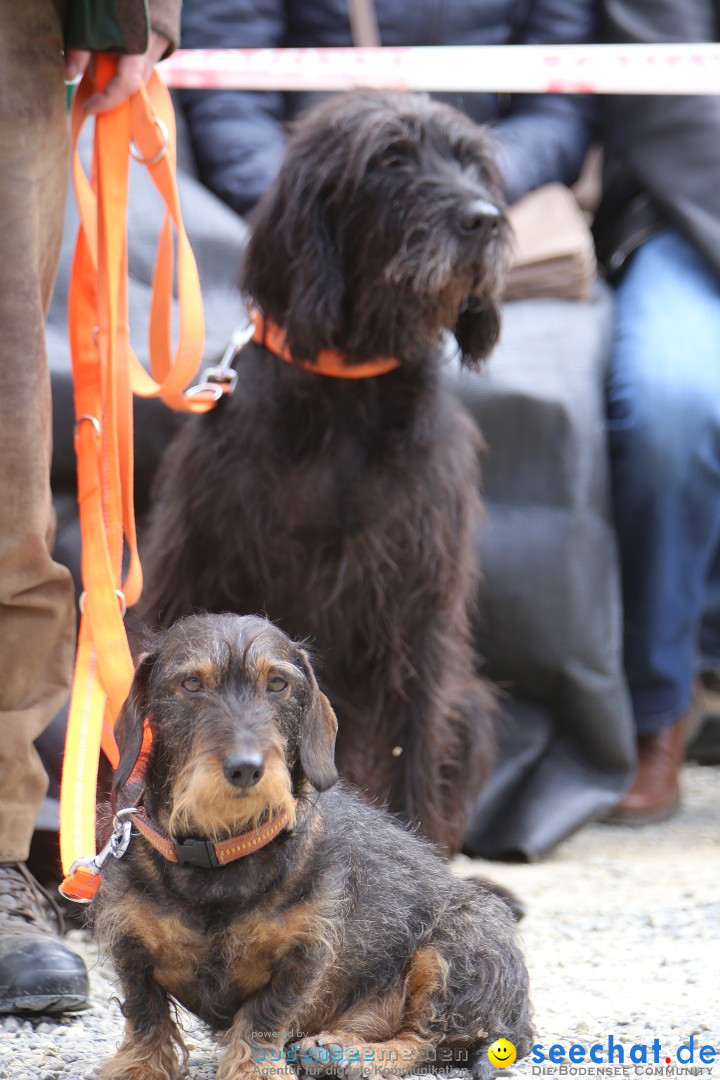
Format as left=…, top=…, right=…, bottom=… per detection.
left=609, top=228, right=720, bottom=734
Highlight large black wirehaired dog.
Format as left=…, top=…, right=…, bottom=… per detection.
left=95, top=614, right=532, bottom=1080
left=137, top=91, right=511, bottom=854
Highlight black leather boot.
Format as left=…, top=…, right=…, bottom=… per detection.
left=0, top=862, right=88, bottom=1015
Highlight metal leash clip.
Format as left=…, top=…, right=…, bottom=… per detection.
left=186, top=316, right=256, bottom=401
left=67, top=807, right=140, bottom=880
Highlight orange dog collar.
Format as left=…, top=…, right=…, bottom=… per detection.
left=251, top=306, right=401, bottom=379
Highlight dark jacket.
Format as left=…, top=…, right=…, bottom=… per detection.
left=179, top=0, right=597, bottom=215
left=594, top=0, right=720, bottom=278
left=64, top=0, right=181, bottom=54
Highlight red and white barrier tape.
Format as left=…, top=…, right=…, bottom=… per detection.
left=160, top=43, right=720, bottom=95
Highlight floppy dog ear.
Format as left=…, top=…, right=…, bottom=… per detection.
left=283, top=206, right=344, bottom=361
left=242, top=151, right=344, bottom=362
left=454, top=297, right=502, bottom=367
left=296, top=650, right=339, bottom=792
left=112, top=651, right=157, bottom=806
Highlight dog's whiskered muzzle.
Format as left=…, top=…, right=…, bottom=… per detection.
left=223, top=751, right=266, bottom=789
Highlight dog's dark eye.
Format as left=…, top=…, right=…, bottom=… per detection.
left=379, top=155, right=404, bottom=170
left=266, top=676, right=288, bottom=694
left=182, top=676, right=203, bottom=693
left=377, top=141, right=414, bottom=170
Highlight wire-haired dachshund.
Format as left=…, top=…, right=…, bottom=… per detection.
left=95, top=614, right=531, bottom=1080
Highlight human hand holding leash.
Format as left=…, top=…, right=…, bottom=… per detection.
left=64, top=31, right=169, bottom=114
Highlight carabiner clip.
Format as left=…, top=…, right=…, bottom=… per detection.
left=186, top=316, right=255, bottom=400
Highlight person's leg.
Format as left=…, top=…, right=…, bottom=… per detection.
left=699, top=547, right=720, bottom=678
left=607, top=228, right=720, bottom=820
left=0, top=0, right=88, bottom=1012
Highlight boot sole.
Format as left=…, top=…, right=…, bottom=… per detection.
left=602, top=794, right=680, bottom=827
left=0, top=992, right=89, bottom=1015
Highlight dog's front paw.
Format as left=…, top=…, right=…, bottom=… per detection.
left=97, top=1025, right=185, bottom=1080
left=294, top=1034, right=383, bottom=1080
left=217, top=1049, right=298, bottom=1080
left=98, top=1046, right=182, bottom=1080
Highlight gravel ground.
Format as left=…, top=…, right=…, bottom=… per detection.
left=1, top=762, right=718, bottom=1080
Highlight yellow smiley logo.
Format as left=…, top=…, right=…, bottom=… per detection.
left=487, top=1039, right=517, bottom=1068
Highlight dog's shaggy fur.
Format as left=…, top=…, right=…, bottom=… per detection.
left=137, top=91, right=511, bottom=854
left=95, top=614, right=532, bottom=1080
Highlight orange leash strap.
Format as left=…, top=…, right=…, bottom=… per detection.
left=59, top=59, right=213, bottom=902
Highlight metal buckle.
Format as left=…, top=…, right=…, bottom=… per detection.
left=78, top=589, right=127, bottom=617
left=74, top=413, right=102, bottom=440
left=130, top=117, right=169, bottom=167
left=63, top=808, right=139, bottom=902
left=173, top=837, right=220, bottom=869
left=186, top=315, right=256, bottom=401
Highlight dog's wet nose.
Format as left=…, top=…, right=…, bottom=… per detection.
left=223, top=752, right=265, bottom=788
left=458, top=198, right=501, bottom=238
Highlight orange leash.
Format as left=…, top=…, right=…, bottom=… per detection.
left=59, top=58, right=214, bottom=902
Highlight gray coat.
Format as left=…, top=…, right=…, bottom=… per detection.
left=594, top=0, right=720, bottom=278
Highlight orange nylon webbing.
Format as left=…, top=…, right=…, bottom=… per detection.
left=59, top=58, right=212, bottom=902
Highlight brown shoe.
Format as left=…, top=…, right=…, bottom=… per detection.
left=606, top=707, right=697, bottom=825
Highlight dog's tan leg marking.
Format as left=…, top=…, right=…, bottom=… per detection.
left=297, top=945, right=449, bottom=1080
left=98, top=1018, right=186, bottom=1080
left=217, top=1013, right=297, bottom=1080
left=218, top=918, right=335, bottom=1080
left=217, top=1039, right=298, bottom=1080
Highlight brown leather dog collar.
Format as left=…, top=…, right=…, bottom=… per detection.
left=251, top=305, right=401, bottom=379
left=133, top=807, right=291, bottom=869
